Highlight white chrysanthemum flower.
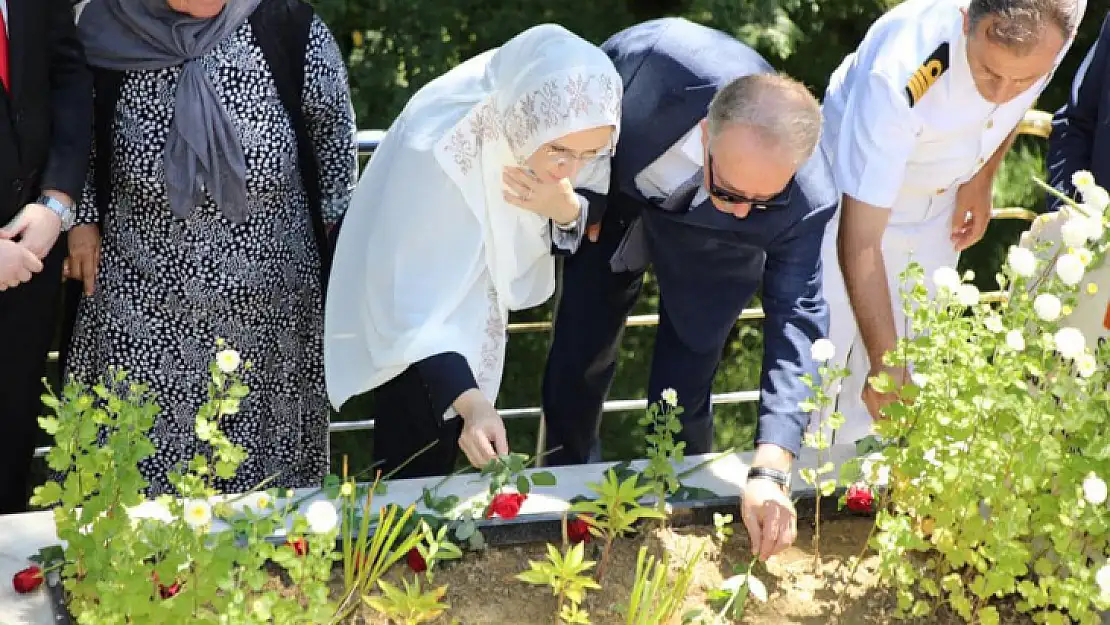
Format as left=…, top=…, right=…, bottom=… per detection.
left=660, top=388, right=679, bottom=407
left=1072, top=170, right=1096, bottom=191
left=1081, top=185, right=1110, bottom=212
left=184, top=499, right=212, bottom=528
left=1005, top=329, right=1025, bottom=352
left=984, top=316, right=1004, bottom=334
left=810, top=338, right=836, bottom=363
left=216, top=349, right=241, bottom=374
left=1082, top=473, right=1107, bottom=505
left=304, top=500, right=338, bottom=534
left=1053, top=327, right=1086, bottom=360
left=128, top=500, right=174, bottom=525
left=1076, top=247, right=1094, bottom=267
left=955, top=283, right=980, bottom=307
left=1096, top=563, right=1110, bottom=597
left=1056, top=254, right=1085, bottom=286
left=932, top=266, right=961, bottom=292
left=1061, top=218, right=1090, bottom=248
left=1006, top=246, right=1037, bottom=278
left=1034, top=293, right=1062, bottom=322
left=1077, top=353, right=1097, bottom=379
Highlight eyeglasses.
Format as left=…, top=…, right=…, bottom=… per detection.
left=706, top=153, right=794, bottom=210
left=540, top=144, right=609, bottom=167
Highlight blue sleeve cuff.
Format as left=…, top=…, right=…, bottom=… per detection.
left=413, top=352, right=479, bottom=417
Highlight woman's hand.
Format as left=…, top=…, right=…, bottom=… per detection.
left=502, top=167, right=580, bottom=226
left=66, top=224, right=101, bottom=296
left=453, top=388, right=510, bottom=468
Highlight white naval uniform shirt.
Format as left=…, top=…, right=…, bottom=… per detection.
left=813, top=0, right=1085, bottom=445
left=634, top=125, right=709, bottom=205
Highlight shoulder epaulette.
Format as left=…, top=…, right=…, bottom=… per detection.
left=904, top=42, right=950, bottom=107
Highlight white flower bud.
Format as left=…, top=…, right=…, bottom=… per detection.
left=1053, top=327, right=1086, bottom=360
left=1082, top=473, right=1107, bottom=505
left=1055, top=253, right=1085, bottom=287
left=1005, top=329, right=1025, bottom=352
left=955, top=283, right=980, bottom=307
left=1006, top=246, right=1037, bottom=278
left=810, top=338, right=836, bottom=363
left=1033, top=293, right=1062, bottom=322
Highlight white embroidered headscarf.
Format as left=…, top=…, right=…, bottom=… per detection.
left=325, top=24, right=622, bottom=410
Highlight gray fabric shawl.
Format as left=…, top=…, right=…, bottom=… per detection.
left=78, top=0, right=266, bottom=223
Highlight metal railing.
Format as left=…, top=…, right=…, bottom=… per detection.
left=34, top=111, right=1051, bottom=459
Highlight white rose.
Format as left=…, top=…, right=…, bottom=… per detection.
left=184, top=499, right=212, bottom=528
left=1053, top=327, right=1086, bottom=360
left=304, top=500, right=338, bottom=534
left=955, top=283, right=980, bottom=307
left=1033, top=293, right=1062, bottom=322
left=660, top=388, right=679, bottom=407
left=1077, top=353, right=1097, bottom=379
left=1006, top=246, right=1037, bottom=278
left=810, top=338, right=836, bottom=363
left=1071, top=170, right=1096, bottom=191
left=983, top=316, right=1004, bottom=334
left=1097, top=563, right=1110, bottom=597
left=1081, top=185, right=1110, bottom=212
left=932, top=266, right=962, bottom=292
left=1082, top=473, right=1107, bottom=505
left=1055, top=254, right=1085, bottom=287
left=1005, top=329, right=1025, bottom=352
left=216, top=349, right=241, bottom=374
left=1061, top=218, right=1090, bottom=248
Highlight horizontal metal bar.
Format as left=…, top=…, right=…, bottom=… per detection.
left=32, top=390, right=759, bottom=459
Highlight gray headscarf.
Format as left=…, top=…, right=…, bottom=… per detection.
left=79, top=0, right=265, bottom=224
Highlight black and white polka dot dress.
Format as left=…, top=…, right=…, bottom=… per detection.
left=67, top=16, right=357, bottom=496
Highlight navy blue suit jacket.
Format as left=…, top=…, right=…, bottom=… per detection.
left=1049, top=13, right=1110, bottom=207
left=583, top=18, right=839, bottom=455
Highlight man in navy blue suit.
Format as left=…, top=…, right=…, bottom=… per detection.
left=541, top=18, right=838, bottom=560
left=1048, top=11, right=1110, bottom=202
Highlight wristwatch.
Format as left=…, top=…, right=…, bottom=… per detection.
left=38, top=194, right=75, bottom=232
left=746, top=466, right=791, bottom=494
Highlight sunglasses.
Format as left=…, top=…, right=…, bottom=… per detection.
left=706, top=153, right=794, bottom=210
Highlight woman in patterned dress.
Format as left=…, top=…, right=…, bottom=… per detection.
left=325, top=24, right=621, bottom=478
left=64, top=0, right=357, bottom=495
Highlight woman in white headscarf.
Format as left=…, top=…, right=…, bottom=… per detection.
left=326, top=24, right=621, bottom=477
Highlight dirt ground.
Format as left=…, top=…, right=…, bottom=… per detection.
left=341, top=517, right=1035, bottom=625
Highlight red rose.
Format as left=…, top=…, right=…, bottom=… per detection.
left=486, top=492, right=527, bottom=520
left=846, top=484, right=875, bottom=512
left=158, top=581, right=182, bottom=599
left=567, top=517, right=592, bottom=544
left=13, top=566, right=43, bottom=594
left=406, top=548, right=427, bottom=573
left=286, top=537, right=308, bottom=556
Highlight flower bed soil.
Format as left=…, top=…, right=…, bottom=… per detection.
left=342, top=517, right=1033, bottom=625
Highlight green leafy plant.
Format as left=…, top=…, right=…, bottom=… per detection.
left=864, top=175, right=1110, bottom=623
left=639, top=390, right=685, bottom=519
left=705, top=555, right=768, bottom=623
left=363, top=576, right=449, bottom=625
left=516, top=542, right=602, bottom=625
left=799, top=339, right=850, bottom=567
left=480, top=452, right=558, bottom=497
left=620, top=543, right=704, bottom=625
left=31, top=343, right=338, bottom=624
left=570, top=469, right=666, bottom=581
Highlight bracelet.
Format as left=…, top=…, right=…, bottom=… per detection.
left=746, top=466, right=791, bottom=491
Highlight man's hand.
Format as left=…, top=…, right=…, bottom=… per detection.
left=951, top=176, right=993, bottom=252
left=0, top=238, right=44, bottom=290
left=453, top=389, right=510, bottom=469
left=741, top=478, right=797, bottom=561
left=741, top=444, right=797, bottom=560
left=1, top=203, right=63, bottom=259
left=502, top=167, right=581, bottom=226
left=66, top=224, right=101, bottom=296
left=862, top=365, right=910, bottom=420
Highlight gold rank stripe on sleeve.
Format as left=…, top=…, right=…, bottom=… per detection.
left=904, top=42, right=950, bottom=107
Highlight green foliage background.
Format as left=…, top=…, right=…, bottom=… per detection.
left=308, top=0, right=1105, bottom=474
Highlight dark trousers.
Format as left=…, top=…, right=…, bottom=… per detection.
left=371, top=366, right=464, bottom=479
left=541, top=207, right=719, bottom=466
left=0, top=240, right=65, bottom=514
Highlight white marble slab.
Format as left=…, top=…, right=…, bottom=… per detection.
left=0, top=444, right=859, bottom=624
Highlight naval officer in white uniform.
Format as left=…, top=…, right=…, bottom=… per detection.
left=816, top=0, right=1086, bottom=444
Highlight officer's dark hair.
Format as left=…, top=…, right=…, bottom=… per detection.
left=967, top=0, right=1080, bottom=53
left=706, top=73, right=822, bottom=167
